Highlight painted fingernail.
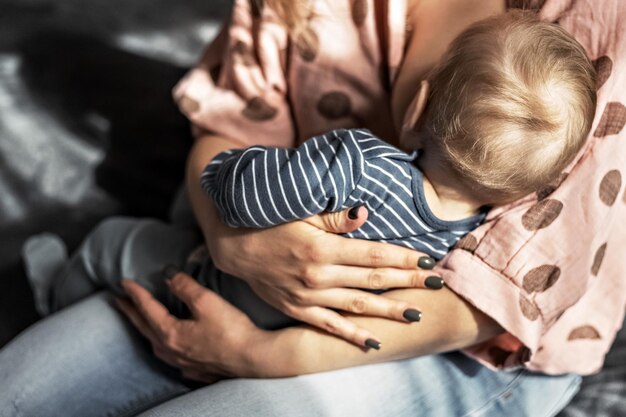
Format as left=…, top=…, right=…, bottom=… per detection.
left=365, top=338, right=381, bottom=350
left=348, top=205, right=363, bottom=220
left=403, top=308, right=422, bottom=322
left=418, top=256, right=435, bottom=270
left=425, top=276, right=444, bottom=289
left=161, top=265, right=180, bottom=280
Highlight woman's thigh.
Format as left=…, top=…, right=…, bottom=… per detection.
left=139, top=353, right=581, bottom=417
left=0, top=292, right=190, bottom=417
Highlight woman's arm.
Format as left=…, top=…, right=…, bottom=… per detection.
left=186, top=134, right=446, bottom=347
left=250, top=287, right=503, bottom=377
left=201, top=129, right=364, bottom=229
left=119, top=273, right=503, bottom=381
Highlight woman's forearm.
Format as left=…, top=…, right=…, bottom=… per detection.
left=247, top=287, right=503, bottom=377
left=185, top=134, right=245, bottom=243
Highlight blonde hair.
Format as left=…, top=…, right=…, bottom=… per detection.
left=252, top=0, right=315, bottom=44
left=424, top=10, right=597, bottom=204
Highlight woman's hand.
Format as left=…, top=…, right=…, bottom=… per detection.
left=117, top=272, right=503, bottom=380
left=186, top=134, right=443, bottom=347
left=205, top=206, right=443, bottom=347
left=116, top=275, right=270, bottom=383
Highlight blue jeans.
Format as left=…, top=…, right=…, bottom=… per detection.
left=0, top=295, right=581, bottom=416
left=0, top=217, right=582, bottom=416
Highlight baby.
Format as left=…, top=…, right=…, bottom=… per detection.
left=24, top=11, right=596, bottom=339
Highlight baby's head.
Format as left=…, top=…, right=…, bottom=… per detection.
left=415, top=10, right=596, bottom=205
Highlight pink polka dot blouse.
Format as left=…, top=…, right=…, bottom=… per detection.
left=173, top=0, right=626, bottom=375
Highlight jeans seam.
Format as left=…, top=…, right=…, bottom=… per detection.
left=461, top=369, right=528, bottom=417
left=544, top=375, right=582, bottom=417
left=100, top=383, right=187, bottom=417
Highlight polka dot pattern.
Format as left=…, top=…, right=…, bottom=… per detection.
left=209, top=64, right=222, bottom=83
left=599, top=170, right=622, bottom=206
left=351, top=0, right=369, bottom=26
left=488, top=346, right=512, bottom=367
left=593, top=56, right=613, bottom=90
left=232, top=41, right=256, bottom=66
left=317, top=92, right=352, bottom=119
left=295, top=28, right=320, bottom=62
left=249, top=0, right=263, bottom=18
left=242, top=96, right=278, bottom=121
left=536, top=173, right=567, bottom=201
left=523, top=265, right=560, bottom=293
left=179, top=96, right=200, bottom=114
left=591, top=243, right=607, bottom=276
left=521, top=199, right=563, bottom=231
left=568, top=325, right=601, bottom=340
left=519, top=294, right=540, bottom=321
left=593, top=102, right=626, bottom=137
left=454, top=234, right=478, bottom=253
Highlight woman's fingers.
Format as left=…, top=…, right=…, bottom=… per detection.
left=303, top=206, right=368, bottom=234
left=324, top=237, right=434, bottom=270
left=291, top=305, right=381, bottom=349
left=302, top=264, right=443, bottom=290
left=166, top=272, right=231, bottom=318
left=304, top=207, right=438, bottom=272
left=114, top=297, right=161, bottom=345
left=121, top=280, right=178, bottom=340
left=311, top=288, right=422, bottom=323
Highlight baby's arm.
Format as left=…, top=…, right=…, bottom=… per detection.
left=201, top=129, right=363, bottom=228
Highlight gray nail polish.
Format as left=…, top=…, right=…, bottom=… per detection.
left=403, top=308, right=422, bottom=322
left=365, top=338, right=381, bottom=350
left=418, top=256, right=435, bottom=270
left=425, top=276, right=444, bottom=289
left=348, top=205, right=363, bottom=220
left=161, top=265, right=180, bottom=280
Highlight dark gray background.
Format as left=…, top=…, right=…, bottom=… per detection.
left=0, top=1, right=623, bottom=414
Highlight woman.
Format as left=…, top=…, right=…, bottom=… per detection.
left=1, top=0, right=624, bottom=415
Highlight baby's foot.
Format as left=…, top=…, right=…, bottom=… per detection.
left=22, top=233, right=68, bottom=316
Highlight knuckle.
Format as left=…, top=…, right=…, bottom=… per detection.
left=404, top=253, right=417, bottom=269
left=301, top=268, right=321, bottom=288
left=163, top=330, right=179, bottom=350
left=288, top=289, right=309, bottom=305
left=410, top=271, right=424, bottom=288
left=367, top=270, right=386, bottom=289
left=323, top=318, right=342, bottom=335
left=305, top=244, right=323, bottom=264
left=393, top=301, right=409, bottom=319
left=282, top=303, right=300, bottom=319
left=349, top=297, right=368, bottom=314
left=367, top=247, right=386, bottom=267
left=326, top=212, right=343, bottom=233
left=190, top=290, right=211, bottom=307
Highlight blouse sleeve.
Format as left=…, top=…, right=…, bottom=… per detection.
left=442, top=0, right=626, bottom=375
left=172, top=0, right=295, bottom=148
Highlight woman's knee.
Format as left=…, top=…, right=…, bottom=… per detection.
left=0, top=293, right=181, bottom=417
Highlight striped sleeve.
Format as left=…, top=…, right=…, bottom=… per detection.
left=201, top=129, right=364, bottom=228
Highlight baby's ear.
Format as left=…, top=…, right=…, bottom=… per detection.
left=399, top=80, right=430, bottom=151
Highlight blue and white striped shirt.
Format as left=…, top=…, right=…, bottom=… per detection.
left=202, top=129, right=485, bottom=260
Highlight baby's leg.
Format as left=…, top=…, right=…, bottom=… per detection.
left=48, top=217, right=201, bottom=313
left=200, top=265, right=299, bottom=330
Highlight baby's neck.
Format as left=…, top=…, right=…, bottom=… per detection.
left=417, top=154, right=484, bottom=221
